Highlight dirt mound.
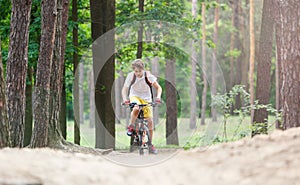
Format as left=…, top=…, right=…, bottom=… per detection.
left=0, top=127, right=299, bottom=185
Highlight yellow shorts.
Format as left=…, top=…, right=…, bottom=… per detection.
left=130, top=96, right=152, bottom=118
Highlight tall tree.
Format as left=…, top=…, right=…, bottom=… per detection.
left=211, top=1, right=219, bottom=122
left=249, top=0, right=255, bottom=120
left=60, top=73, right=67, bottom=138
left=200, top=2, right=207, bottom=126
left=276, top=0, right=300, bottom=129
left=165, top=58, right=179, bottom=145
left=31, top=0, right=57, bottom=147
left=79, top=62, right=84, bottom=125
left=229, top=1, right=235, bottom=91
left=0, top=39, right=10, bottom=148
left=234, top=0, right=243, bottom=110
left=72, top=0, right=80, bottom=145
left=90, top=0, right=116, bottom=149
left=48, top=0, right=70, bottom=147
left=89, top=68, right=95, bottom=128
left=24, top=67, right=33, bottom=146
left=252, top=0, right=274, bottom=135
left=189, top=0, right=197, bottom=129
left=115, top=69, right=121, bottom=124
left=151, top=56, right=159, bottom=128
left=59, top=0, right=70, bottom=139
left=136, top=0, right=144, bottom=59
left=6, top=0, right=32, bottom=147
left=275, top=20, right=283, bottom=130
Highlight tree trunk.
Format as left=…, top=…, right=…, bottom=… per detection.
left=211, top=1, right=219, bottom=122
left=6, top=0, right=32, bottom=147
left=234, top=0, right=243, bottom=110
left=275, top=22, right=283, bottom=130
left=240, top=5, right=249, bottom=98
left=252, top=0, right=274, bottom=135
left=229, top=2, right=235, bottom=91
left=31, top=0, right=57, bottom=148
left=59, top=0, right=70, bottom=139
left=136, top=0, right=144, bottom=59
left=276, top=0, right=300, bottom=129
left=60, top=78, right=67, bottom=138
left=189, top=0, right=197, bottom=129
left=249, top=0, right=255, bottom=121
left=24, top=67, right=33, bottom=146
left=0, top=39, right=10, bottom=148
left=48, top=0, right=70, bottom=147
left=200, top=2, right=207, bottom=126
left=115, top=69, right=121, bottom=124
left=73, top=0, right=80, bottom=145
left=79, top=62, right=84, bottom=125
left=89, top=68, right=95, bottom=128
left=90, top=0, right=116, bottom=149
left=151, top=56, right=159, bottom=128
left=165, top=58, right=179, bottom=145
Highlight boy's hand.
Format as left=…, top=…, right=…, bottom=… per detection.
left=155, top=98, right=161, bottom=104
left=123, top=100, right=130, bottom=105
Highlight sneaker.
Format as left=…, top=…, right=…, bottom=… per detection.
left=149, top=145, right=158, bottom=154
left=127, top=124, right=134, bottom=136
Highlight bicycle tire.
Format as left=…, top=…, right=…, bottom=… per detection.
left=138, top=127, right=144, bottom=155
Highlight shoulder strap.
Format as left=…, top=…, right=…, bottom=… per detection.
left=145, top=71, right=154, bottom=101
left=144, top=71, right=152, bottom=86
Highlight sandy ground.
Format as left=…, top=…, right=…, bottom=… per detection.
left=0, top=127, right=300, bottom=185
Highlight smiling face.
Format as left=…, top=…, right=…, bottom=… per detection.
left=134, top=68, right=144, bottom=78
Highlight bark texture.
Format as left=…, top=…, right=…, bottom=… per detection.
left=0, top=39, right=10, bottom=148
left=73, top=0, right=80, bottom=145
left=136, top=0, right=144, bottom=59
left=31, top=0, right=57, bottom=147
left=6, top=0, right=32, bottom=147
left=24, top=68, right=33, bottom=146
left=165, top=59, right=179, bottom=145
left=252, top=0, right=274, bottom=135
left=48, top=0, right=70, bottom=147
left=276, top=0, right=300, bottom=129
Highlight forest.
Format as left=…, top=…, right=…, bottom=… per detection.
left=0, top=0, right=300, bottom=160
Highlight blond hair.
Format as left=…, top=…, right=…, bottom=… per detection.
left=132, top=59, right=145, bottom=70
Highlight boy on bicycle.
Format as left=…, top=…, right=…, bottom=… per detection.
left=122, top=59, right=162, bottom=154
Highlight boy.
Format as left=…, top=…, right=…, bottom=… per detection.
left=122, top=59, right=162, bottom=154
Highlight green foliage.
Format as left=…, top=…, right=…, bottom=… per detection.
left=224, top=48, right=241, bottom=58
left=211, top=85, right=281, bottom=142
left=0, top=0, right=11, bottom=63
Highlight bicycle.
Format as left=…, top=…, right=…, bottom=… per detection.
left=123, top=102, right=156, bottom=155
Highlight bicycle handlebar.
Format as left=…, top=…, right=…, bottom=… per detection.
left=121, top=102, right=157, bottom=107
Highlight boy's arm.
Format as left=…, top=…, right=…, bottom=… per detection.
left=122, top=86, right=129, bottom=102
left=152, top=81, right=162, bottom=100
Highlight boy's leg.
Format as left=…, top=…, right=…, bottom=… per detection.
left=144, top=106, right=157, bottom=154
left=127, top=96, right=141, bottom=136
left=147, top=118, right=154, bottom=143
left=129, top=96, right=142, bottom=124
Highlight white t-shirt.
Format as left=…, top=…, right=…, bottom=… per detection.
left=124, top=71, right=157, bottom=102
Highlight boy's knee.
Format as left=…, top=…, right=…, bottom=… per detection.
left=132, top=106, right=139, bottom=112
left=132, top=107, right=139, bottom=115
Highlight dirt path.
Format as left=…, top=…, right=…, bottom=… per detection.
left=0, top=128, right=300, bottom=185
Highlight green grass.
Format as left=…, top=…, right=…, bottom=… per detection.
left=66, top=116, right=277, bottom=150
